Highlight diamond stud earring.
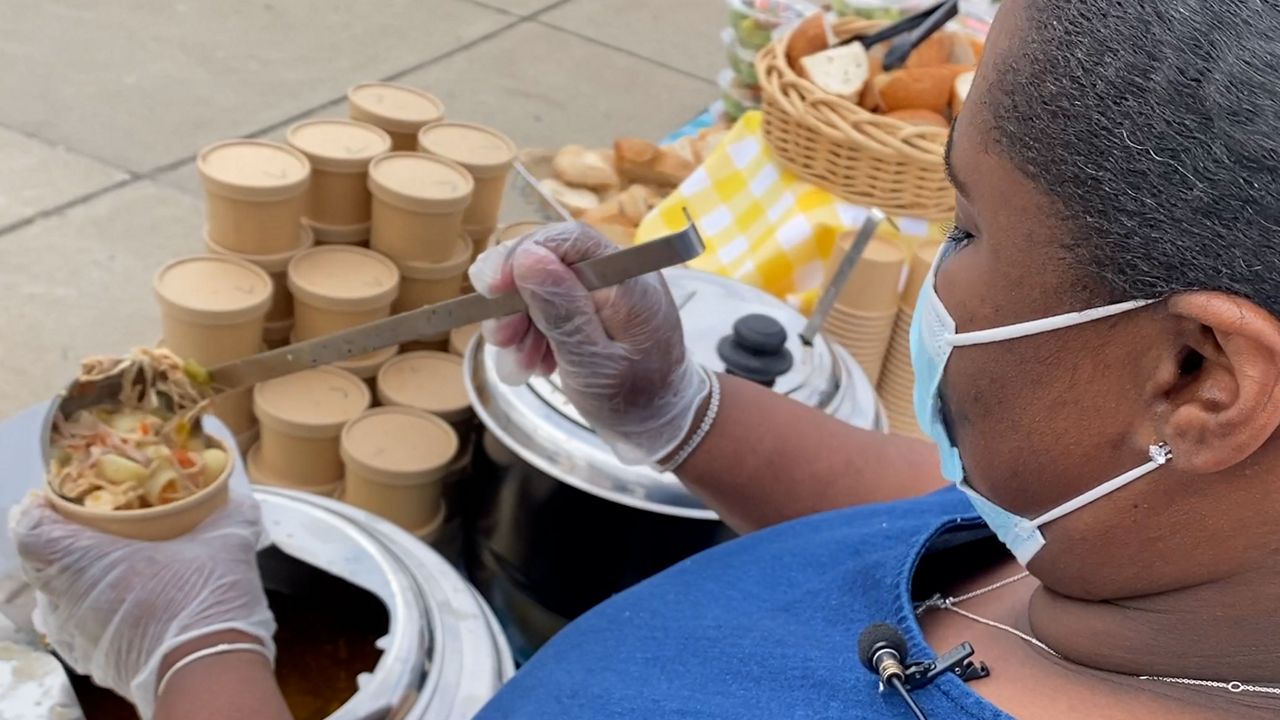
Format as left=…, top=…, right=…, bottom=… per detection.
left=1148, top=442, right=1173, bottom=465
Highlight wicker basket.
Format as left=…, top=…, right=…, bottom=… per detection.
left=757, top=18, right=954, bottom=219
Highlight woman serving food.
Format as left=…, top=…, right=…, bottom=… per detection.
left=13, top=0, right=1280, bottom=717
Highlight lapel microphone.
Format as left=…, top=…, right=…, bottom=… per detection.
left=859, top=624, right=928, bottom=720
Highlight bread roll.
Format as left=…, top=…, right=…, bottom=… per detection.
left=666, top=136, right=698, bottom=166
left=616, top=184, right=664, bottom=226
left=877, top=65, right=972, bottom=115
left=787, top=12, right=831, bottom=74
left=694, top=129, right=727, bottom=162
left=952, top=70, right=975, bottom=116
left=885, top=109, right=950, bottom=129
left=904, top=31, right=957, bottom=69
left=590, top=221, right=636, bottom=248
left=538, top=178, right=600, bottom=218
left=615, top=138, right=694, bottom=187
left=800, top=43, right=871, bottom=100
left=553, top=145, right=620, bottom=191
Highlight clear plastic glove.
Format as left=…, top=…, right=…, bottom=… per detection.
left=9, top=492, right=276, bottom=719
left=469, top=221, right=709, bottom=466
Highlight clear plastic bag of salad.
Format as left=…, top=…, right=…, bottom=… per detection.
left=726, top=0, right=820, bottom=51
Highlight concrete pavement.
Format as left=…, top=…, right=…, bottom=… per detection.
left=0, top=0, right=725, bottom=415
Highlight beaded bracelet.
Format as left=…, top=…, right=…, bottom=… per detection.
left=657, top=368, right=721, bottom=474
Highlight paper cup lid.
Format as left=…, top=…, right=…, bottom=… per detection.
left=286, top=119, right=392, bottom=173
left=367, top=152, right=473, bottom=213
left=203, top=223, right=315, bottom=273
left=418, top=122, right=516, bottom=177
left=396, top=232, right=473, bottom=280
left=376, top=351, right=471, bottom=422
left=197, top=139, right=310, bottom=201
left=341, top=406, right=458, bottom=484
left=493, top=220, right=545, bottom=245
left=347, top=82, right=444, bottom=133
left=254, top=366, right=371, bottom=437
left=287, top=245, right=400, bottom=311
left=154, top=255, right=273, bottom=325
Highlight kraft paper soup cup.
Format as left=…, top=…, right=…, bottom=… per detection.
left=253, top=366, right=372, bottom=486
left=263, top=319, right=293, bottom=349
left=340, top=406, right=458, bottom=531
left=484, top=219, right=546, bottom=262
left=245, top=442, right=344, bottom=498
left=901, top=242, right=941, bottom=311
left=449, top=323, right=481, bottom=357
left=376, top=351, right=473, bottom=425
left=306, top=218, right=370, bottom=246
left=412, top=502, right=448, bottom=543
left=368, top=152, right=473, bottom=264
left=286, top=119, right=391, bottom=230
left=347, top=82, right=445, bottom=151
left=418, top=122, right=516, bottom=234
left=204, top=223, right=315, bottom=324
left=154, top=255, right=273, bottom=366
left=403, top=333, right=449, bottom=353
left=826, top=237, right=905, bottom=315
left=198, top=139, right=311, bottom=255
left=287, top=245, right=400, bottom=343
left=47, top=436, right=233, bottom=541
left=392, top=233, right=472, bottom=315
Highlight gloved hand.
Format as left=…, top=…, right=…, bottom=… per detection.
left=469, top=221, right=709, bottom=466
left=9, top=492, right=276, bottom=719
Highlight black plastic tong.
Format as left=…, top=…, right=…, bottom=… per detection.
left=839, top=0, right=960, bottom=70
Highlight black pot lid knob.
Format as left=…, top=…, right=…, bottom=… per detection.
left=717, top=313, right=793, bottom=387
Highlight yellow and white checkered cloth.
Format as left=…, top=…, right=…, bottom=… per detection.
left=637, top=111, right=950, bottom=313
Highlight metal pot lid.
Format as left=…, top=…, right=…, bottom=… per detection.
left=465, top=268, right=886, bottom=520
left=258, top=489, right=513, bottom=720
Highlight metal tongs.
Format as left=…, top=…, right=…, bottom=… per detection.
left=42, top=211, right=706, bottom=464
left=839, top=0, right=960, bottom=71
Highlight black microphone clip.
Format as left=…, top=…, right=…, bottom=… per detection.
left=903, top=642, right=990, bottom=689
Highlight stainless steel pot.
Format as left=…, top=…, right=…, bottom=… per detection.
left=463, top=268, right=886, bottom=661
left=0, top=407, right=513, bottom=720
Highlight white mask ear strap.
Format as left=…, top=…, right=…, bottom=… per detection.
left=948, top=299, right=1157, bottom=348
left=1030, top=442, right=1173, bottom=528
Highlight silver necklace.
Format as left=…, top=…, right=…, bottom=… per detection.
left=914, top=572, right=1280, bottom=698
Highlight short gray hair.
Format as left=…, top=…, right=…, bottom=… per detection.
left=985, top=0, right=1280, bottom=312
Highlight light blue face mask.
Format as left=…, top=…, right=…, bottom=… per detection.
left=909, top=248, right=1170, bottom=565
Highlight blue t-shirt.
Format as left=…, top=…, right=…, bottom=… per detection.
left=477, top=487, right=1013, bottom=719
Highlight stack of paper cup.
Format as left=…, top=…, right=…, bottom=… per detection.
left=819, top=237, right=905, bottom=384
left=198, top=140, right=310, bottom=255
left=368, top=152, right=474, bottom=265
left=876, top=243, right=940, bottom=439
left=204, top=224, right=315, bottom=350
left=347, top=82, right=445, bottom=152
left=376, top=350, right=477, bottom=511
left=286, top=118, right=391, bottom=247
left=154, top=256, right=272, bottom=441
left=249, top=366, right=371, bottom=497
left=417, top=122, right=517, bottom=254
left=287, top=245, right=401, bottom=385
left=340, top=406, right=459, bottom=533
